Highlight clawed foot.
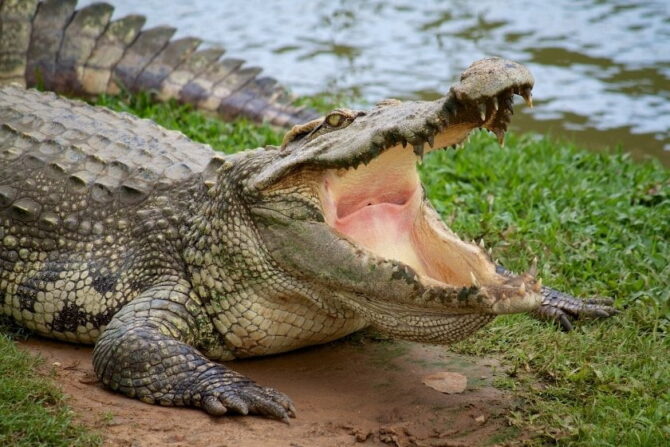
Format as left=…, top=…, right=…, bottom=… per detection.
left=534, top=287, right=619, bottom=331
left=192, top=368, right=296, bottom=422
left=495, top=263, right=619, bottom=331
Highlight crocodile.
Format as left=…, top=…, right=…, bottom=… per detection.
left=0, top=0, right=318, bottom=127
left=0, top=56, right=618, bottom=421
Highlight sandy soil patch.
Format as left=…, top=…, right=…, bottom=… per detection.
left=21, top=336, right=521, bottom=446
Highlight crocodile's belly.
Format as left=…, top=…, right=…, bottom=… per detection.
left=208, top=297, right=368, bottom=359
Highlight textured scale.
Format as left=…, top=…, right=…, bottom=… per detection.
left=0, top=86, right=216, bottom=176
left=0, top=0, right=39, bottom=85
left=0, top=0, right=318, bottom=127
left=58, top=3, right=115, bottom=93
left=111, top=25, right=176, bottom=93
left=0, top=85, right=217, bottom=342
left=80, top=13, right=146, bottom=94
left=0, top=85, right=364, bottom=353
left=25, top=0, right=77, bottom=89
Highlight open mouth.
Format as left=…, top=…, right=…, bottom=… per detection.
left=320, top=133, right=502, bottom=290
left=318, top=86, right=537, bottom=295
left=256, top=58, right=541, bottom=315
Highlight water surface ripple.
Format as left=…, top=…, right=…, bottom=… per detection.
left=81, top=0, right=670, bottom=166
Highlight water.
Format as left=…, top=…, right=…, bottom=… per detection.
left=80, top=0, right=670, bottom=166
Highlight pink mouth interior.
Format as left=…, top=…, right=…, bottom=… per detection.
left=321, top=146, right=428, bottom=276
left=320, top=143, right=500, bottom=287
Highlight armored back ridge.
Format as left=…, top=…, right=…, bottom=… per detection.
left=0, top=85, right=220, bottom=341
left=0, top=0, right=318, bottom=127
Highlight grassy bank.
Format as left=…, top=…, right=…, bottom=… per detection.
left=423, top=135, right=669, bottom=446
left=2, top=92, right=668, bottom=446
left=0, top=329, right=100, bottom=446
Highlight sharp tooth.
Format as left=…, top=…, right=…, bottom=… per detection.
left=469, top=271, right=481, bottom=288
left=427, top=134, right=435, bottom=148
left=518, top=282, right=526, bottom=295
left=492, top=97, right=499, bottom=111
left=478, top=239, right=485, bottom=249
left=494, top=128, right=505, bottom=146
left=535, top=278, right=542, bottom=292
left=502, top=95, right=514, bottom=114
left=413, top=143, right=424, bottom=158
left=401, top=138, right=408, bottom=148
left=479, top=104, right=487, bottom=122
left=521, top=87, right=533, bottom=108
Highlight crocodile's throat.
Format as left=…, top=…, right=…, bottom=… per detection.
left=320, top=140, right=496, bottom=288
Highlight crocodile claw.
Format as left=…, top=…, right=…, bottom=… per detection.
left=534, top=288, right=619, bottom=331
left=197, top=374, right=296, bottom=422
left=495, top=264, right=618, bottom=331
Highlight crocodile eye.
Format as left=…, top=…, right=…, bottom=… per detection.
left=325, top=112, right=345, bottom=127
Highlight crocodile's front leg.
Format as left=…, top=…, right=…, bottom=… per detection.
left=495, top=265, right=618, bottom=330
left=92, top=282, right=295, bottom=421
left=534, top=288, right=618, bottom=331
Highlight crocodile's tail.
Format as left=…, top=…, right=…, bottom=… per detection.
left=0, top=0, right=318, bottom=127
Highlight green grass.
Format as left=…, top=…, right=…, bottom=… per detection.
left=2, top=92, right=668, bottom=446
left=0, top=330, right=100, bottom=446
left=422, top=134, right=669, bottom=446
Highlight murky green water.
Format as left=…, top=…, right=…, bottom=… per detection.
left=82, top=0, right=670, bottom=166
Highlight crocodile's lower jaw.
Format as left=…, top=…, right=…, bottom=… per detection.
left=320, top=137, right=499, bottom=289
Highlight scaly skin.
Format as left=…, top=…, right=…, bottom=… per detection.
left=0, top=58, right=617, bottom=421
left=0, top=0, right=317, bottom=127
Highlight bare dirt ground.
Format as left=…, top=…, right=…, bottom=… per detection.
left=20, top=336, right=522, bottom=447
